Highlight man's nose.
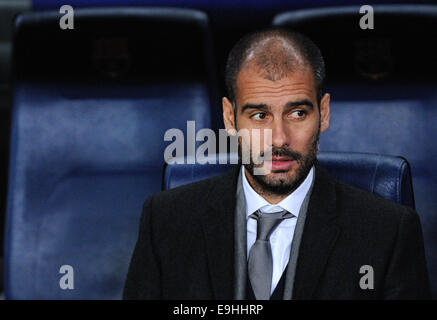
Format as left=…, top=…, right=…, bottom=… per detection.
left=271, top=119, right=288, bottom=148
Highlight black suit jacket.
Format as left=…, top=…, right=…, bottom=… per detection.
left=123, top=164, right=430, bottom=299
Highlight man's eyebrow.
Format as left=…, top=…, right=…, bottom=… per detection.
left=285, top=99, right=314, bottom=110
left=240, top=104, right=270, bottom=113
left=240, top=100, right=314, bottom=113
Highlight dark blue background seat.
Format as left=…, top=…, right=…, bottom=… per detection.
left=0, top=0, right=31, bottom=292
left=5, top=7, right=217, bottom=299
left=273, top=5, right=437, bottom=298
left=164, top=152, right=415, bottom=208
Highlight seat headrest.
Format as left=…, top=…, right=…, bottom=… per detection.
left=14, top=7, right=214, bottom=83
left=273, top=5, right=437, bottom=83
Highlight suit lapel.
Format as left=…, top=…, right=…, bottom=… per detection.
left=292, top=164, right=341, bottom=299
left=200, top=165, right=240, bottom=299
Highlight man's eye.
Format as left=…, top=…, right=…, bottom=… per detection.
left=291, top=110, right=307, bottom=119
left=252, top=112, right=267, bottom=120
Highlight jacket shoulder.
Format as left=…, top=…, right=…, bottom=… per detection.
left=144, top=168, right=235, bottom=217
left=333, top=176, right=418, bottom=223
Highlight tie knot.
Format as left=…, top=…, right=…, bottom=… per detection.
left=249, top=210, right=293, bottom=241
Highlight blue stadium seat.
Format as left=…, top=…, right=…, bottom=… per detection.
left=164, top=152, right=415, bottom=208
left=0, top=0, right=31, bottom=291
left=5, top=7, right=217, bottom=299
left=273, top=4, right=437, bottom=298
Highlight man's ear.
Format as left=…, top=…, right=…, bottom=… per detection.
left=222, top=97, right=236, bottom=134
left=319, top=93, right=330, bottom=133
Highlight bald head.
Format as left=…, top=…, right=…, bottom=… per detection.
left=225, top=28, right=325, bottom=105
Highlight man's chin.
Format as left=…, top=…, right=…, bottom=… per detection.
left=252, top=174, right=297, bottom=195
left=263, top=171, right=297, bottom=186
left=250, top=168, right=298, bottom=190
left=245, top=161, right=311, bottom=195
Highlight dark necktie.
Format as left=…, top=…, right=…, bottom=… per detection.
left=248, top=209, right=293, bottom=300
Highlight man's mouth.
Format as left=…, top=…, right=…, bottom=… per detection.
left=269, top=156, right=295, bottom=171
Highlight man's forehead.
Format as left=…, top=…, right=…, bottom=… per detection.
left=234, top=65, right=316, bottom=104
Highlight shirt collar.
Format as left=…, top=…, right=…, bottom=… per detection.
left=241, top=165, right=314, bottom=219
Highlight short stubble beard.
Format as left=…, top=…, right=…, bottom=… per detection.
left=239, top=120, right=320, bottom=198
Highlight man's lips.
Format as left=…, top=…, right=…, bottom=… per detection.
left=268, top=157, right=295, bottom=170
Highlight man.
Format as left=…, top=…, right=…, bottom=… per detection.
left=123, top=28, right=430, bottom=299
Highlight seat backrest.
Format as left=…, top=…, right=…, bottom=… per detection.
left=273, top=5, right=437, bottom=297
left=164, top=152, right=415, bottom=208
left=5, top=7, right=217, bottom=299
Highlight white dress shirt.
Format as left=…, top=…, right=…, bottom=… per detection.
left=241, top=165, right=314, bottom=294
